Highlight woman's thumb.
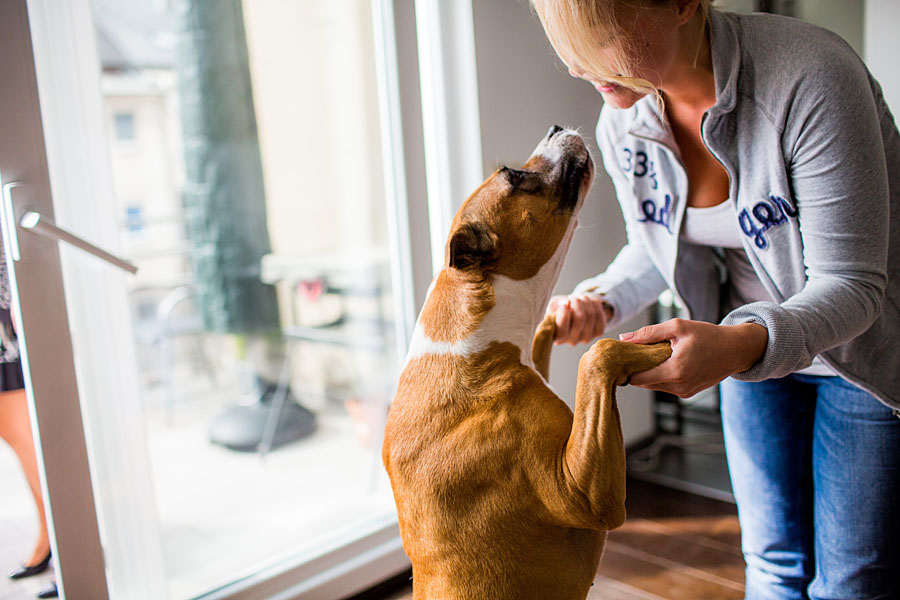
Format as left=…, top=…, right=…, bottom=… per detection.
left=620, top=323, right=664, bottom=343
left=546, top=295, right=563, bottom=314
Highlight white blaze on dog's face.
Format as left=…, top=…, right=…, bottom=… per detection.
left=407, top=127, right=594, bottom=365
left=448, top=127, right=592, bottom=280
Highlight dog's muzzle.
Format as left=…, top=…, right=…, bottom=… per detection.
left=542, top=126, right=592, bottom=213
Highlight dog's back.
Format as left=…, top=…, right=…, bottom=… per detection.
left=384, top=341, right=605, bottom=600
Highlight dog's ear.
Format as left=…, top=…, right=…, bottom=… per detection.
left=448, top=223, right=499, bottom=271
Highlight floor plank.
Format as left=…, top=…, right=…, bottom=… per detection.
left=609, top=520, right=745, bottom=584
left=597, top=544, right=743, bottom=600
left=623, top=478, right=742, bottom=551
left=588, top=574, right=668, bottom=599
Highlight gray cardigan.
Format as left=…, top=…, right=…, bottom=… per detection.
left=575, top=10, right=900, bottom=409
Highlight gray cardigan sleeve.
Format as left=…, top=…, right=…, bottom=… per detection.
left=721, top=47, right=890, bottom=380
left=573, top=113, right=668, bottom=329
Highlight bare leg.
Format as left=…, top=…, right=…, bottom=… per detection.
left=0, top=389, right=51, bottom=566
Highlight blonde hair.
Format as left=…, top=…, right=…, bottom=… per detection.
left=532, top=0, right=712, bottom=102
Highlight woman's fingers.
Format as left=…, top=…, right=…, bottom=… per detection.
left=568, top=296, right=587, bottom=345
left=619, top=318, right=681, bottom=344
left=558, top=298, right=582, bottom=345
left=584, top=295, right=604, bottom=341
left=546, top=295, right=568, bottom=341
left=574, top=295, right=598, bottom=344
left=548, top=294, right=608, bottom=345
left=628, top=362, right=671, bottom=387
left=554, top=299, right=572, bottom=342
left=546, top=295, right=565, bottom=315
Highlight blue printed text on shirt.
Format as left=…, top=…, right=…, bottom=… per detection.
left=738, top=195, right=798, bottom=249
left=622, top=148, right=658, bottom=189
left=638, top=194, right=674, bottom=234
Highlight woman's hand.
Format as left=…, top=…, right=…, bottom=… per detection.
left=546, top=293, right=613, bottom=346
left=621, top=318, right=768, bottom=398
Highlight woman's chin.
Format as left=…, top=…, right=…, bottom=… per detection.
left=600, top=88, right=645, bottom=109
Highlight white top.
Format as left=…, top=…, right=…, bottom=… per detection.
left=680, top=201, right=836, bottom=376
left=680, top=201, right=744, bottom=248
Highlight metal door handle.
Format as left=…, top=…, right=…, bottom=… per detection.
left=20, top=211, right=138, bottom=274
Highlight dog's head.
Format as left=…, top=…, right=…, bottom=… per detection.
left=446, top=126, right=593, bottom=283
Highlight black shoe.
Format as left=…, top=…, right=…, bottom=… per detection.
left=36, top=580, right=58, bottom=598
left=8, top=552, right=51, bottom=579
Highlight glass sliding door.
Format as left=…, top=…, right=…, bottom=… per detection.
left=1, top=0, right=429, bottom=597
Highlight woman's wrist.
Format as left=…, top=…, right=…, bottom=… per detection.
left=729, top=322, right=768, bottom=374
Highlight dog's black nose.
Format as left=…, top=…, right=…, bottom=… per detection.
left=548, top=125, right=564, bottom=138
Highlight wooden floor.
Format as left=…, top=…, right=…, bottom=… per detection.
left=370, top=478, right=745, bottom=600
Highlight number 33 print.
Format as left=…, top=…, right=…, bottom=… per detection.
left=623, top=148, right=658, bottom=189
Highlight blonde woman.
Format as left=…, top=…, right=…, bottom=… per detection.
left=532, top=1, right=900, bottom=598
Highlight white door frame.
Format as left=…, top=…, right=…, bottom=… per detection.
left=0, top=1, right=109, bottom=597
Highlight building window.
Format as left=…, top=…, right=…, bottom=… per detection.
left=114, top=112, right=136, bottom=141
left=125, top=205, right=143, bottom=233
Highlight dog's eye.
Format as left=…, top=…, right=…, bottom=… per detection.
left=500, top=167, right=543, bottom=194
left=500, top=166, right=523, bottom=186
left=500, top=167, right=527, bottom=188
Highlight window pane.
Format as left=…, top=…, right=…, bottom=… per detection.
left=114, top=112, right=135, bottom=141
left=92, top=0, right=401, bottom=596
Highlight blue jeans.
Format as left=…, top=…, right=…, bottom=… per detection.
left=720, top=374, right=900, bottom=600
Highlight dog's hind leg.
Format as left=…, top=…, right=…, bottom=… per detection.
left=531, top=313, right=557, bottom=380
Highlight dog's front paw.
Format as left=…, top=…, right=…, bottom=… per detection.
left=580, top=338, right=672, bottom=385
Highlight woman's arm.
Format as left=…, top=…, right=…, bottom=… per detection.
left=720, top=48, right=890, bottom=381
left=551, top=110, right=669, bottom=345
left=570, top=214, right=668, bottom=331
left=626, top=45, right=891, bottom=394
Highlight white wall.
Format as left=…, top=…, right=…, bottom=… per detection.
left=717, top=0, right=865, bottom=57
left=864, top=0, right=900, bottom=116
left=471, top=0, right=655, bottom=445
left=795, top=0, right=864, bottom=57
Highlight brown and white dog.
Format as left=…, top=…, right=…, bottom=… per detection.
left=383, top=126, right=671, bottom=600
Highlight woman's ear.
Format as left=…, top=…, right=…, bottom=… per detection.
left=448, top=223, right=499, bottom=271
left=674, top=0, right=701, bottom=26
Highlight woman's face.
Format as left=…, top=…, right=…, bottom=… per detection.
left=567, top=62, right=646, bottom=110
left=566, top=3, right=683, bottom=109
